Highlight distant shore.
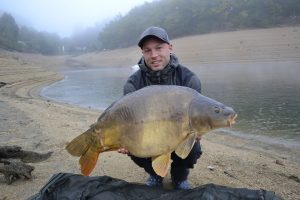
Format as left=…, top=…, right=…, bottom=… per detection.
left=70, top=25, right=300, bottom=68
left=0, top=26, right=300, bottom=200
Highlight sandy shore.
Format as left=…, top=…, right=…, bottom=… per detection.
left=0, top=26, right=300, bottom=200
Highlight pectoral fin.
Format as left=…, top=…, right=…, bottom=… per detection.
left=152, top=152, right=171, bottom=177
left=175, top=133, right=196, bottom=159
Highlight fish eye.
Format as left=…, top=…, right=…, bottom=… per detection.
left=214, top=106, right=220, bottom=113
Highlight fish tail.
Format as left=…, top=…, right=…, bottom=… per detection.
left=66, top=127, right=101, bottom=176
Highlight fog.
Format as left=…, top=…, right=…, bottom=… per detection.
left=0, top=0, right=154, bottom=37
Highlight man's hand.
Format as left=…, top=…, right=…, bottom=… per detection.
left=195, top=135, right=202, bottom=141
left=117, top=148, right=130, bottom=155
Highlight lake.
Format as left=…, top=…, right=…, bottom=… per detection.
left=41, top=61, right=300, bottom=148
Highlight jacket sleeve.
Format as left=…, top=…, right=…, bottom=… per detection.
left=187, top=74, right=201, bottom=93
left=123, top=79, right=137, bottom=95
left=180, top=66, right=202, bottom=94
left=123, top=71, right=141, bottom=95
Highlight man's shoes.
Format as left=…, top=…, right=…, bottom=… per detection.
left=173, top=180, right=191, bottom=190
left=145, top=175, right=163, bottom=187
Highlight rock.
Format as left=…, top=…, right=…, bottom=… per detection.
left=0, top=82, right=7, bottom=88
left=275, top=159, right=284, bottom=166
left=0, top=145, right=52, bottom=163
left=0, top=145, right=52, bottom=184
left=0, top=159, right=35, bottom=184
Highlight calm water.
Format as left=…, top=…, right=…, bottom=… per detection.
left=41, top=61, right=300, bottom=147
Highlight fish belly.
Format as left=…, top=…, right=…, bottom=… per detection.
left=119, top=120, right=189, bottom=157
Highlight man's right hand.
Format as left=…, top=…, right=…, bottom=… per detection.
left=117, top=148, right=130, bottom=155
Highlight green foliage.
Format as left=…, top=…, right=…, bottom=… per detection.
left=0, top=0, right=299, bottom=54
left=17, top=26, right=62, bottom=55
left=0, top=12, right=19, bottom=50
left=66, top=23, right=105, bottom=53
left=0, top=12, right=62, bottom=55
left=98, top=0, right=300, bottom=50
left=0, top=11, right=104, bottom=55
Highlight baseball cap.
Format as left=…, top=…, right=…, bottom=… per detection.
left=138, top=26, right=170, bottom=48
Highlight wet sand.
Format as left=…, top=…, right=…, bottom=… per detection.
left=0, top=26, right=300, bottom=200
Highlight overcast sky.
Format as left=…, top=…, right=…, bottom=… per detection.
left=0, top=0, right=155, bottom=37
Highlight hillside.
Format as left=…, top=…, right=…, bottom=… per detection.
left=72, top=26, right=300, bottom=68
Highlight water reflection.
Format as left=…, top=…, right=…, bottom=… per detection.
left=41, top=61, right=300, bottom=144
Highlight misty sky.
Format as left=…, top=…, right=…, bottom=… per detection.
left=0, top=0, right=155, bottom=37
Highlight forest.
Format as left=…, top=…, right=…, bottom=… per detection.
left=0, top=0, right=299, bottom=55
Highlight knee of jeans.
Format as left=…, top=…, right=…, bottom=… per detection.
left=186, top=156, right=199, bottom=168
left=130, top=155, right=151, bottom=168
left=195, top=141, right=203, bottom=157
left=186, top=144, right=202, bottom=167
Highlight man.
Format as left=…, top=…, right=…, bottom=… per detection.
left=119, top=26, right=202, bottom=190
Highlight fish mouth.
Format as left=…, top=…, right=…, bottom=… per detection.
left=227, top=113, right=237, bottom=127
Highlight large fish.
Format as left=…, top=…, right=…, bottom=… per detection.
left=66, top=85, right=237, bottom=177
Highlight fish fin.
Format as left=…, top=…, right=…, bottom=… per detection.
left=66, top=132, right=90, bottom=157
left=152, top=152, right=171, bottom=177
left=79, top=147, right=99, bottom=176
left=66, top=126, right=102, bottom=176
left=175, top=133, right=196, bottom=159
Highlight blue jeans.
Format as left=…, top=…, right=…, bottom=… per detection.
left=130, top=141, right=202, bottom=182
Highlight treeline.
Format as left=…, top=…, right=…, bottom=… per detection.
left=0, top=0, right=299, bottom=55
left=0, top=12, right=102, bottom=55
left=99, top=0, right=300, bottom=49
left=0, top=13, right=62, bottom=55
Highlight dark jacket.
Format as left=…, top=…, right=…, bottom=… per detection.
left=123, top=54, right=201, bottom=95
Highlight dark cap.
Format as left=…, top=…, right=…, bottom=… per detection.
left=138, top=26, right=170, bottom=48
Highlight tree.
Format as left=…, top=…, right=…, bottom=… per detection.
left=97, top=0, right=300, bottom=50
left=0, top=12, right=19, bottom=50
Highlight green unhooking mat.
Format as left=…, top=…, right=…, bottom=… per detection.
left=28, top=173, right=282, bottom=200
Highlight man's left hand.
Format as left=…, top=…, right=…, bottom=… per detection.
left=196, top=135, right=202, bottom=141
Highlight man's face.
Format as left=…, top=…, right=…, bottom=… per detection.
left=141, top=37, right=173, bottom=71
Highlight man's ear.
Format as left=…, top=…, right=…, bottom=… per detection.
left=169, top=44, right=173, bottom=52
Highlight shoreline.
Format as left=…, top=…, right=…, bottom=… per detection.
left=0, top=26, right=300, bottom=200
